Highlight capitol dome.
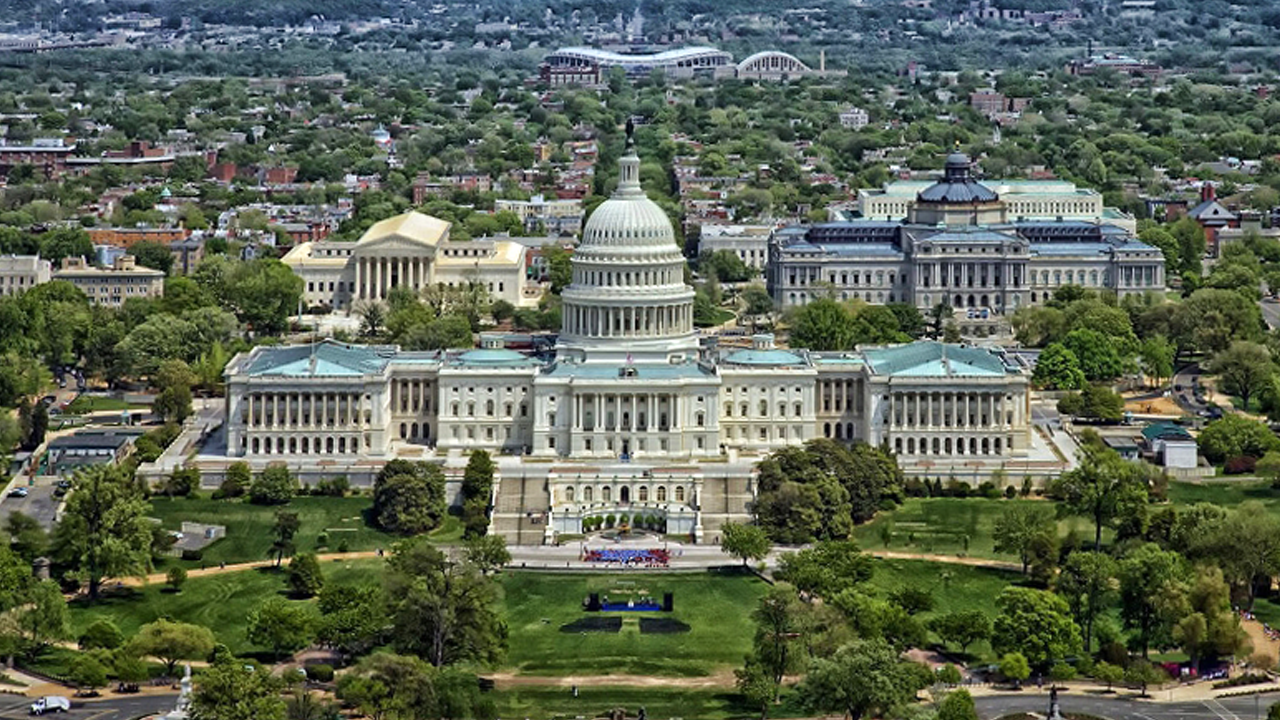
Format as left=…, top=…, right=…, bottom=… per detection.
left=557, top=122, right=697, bottom=364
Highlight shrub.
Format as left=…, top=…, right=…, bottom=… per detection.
left=216, top=462, right=250, bottom=499
left=316, top=532, right=329, bottom=548
left=288, top=553, right=325, bottom=598
left=978, top=481, right=1001, bottom=499
left=307, top=664, right=334, bottom=683
left=337, top=540, right=349, bottom=553
left=1225, top=456, right=1258, bottom=475
left=904, top=478, right=929, bottom=496
left=605, top=514, right=616, bottom=528
left=249, top=464, right=298, bottom=505
left=1004, top=485, right=1018, bottom=499
left=316, top=476, right=349, bottom=497
left=945, top=480, right=970, bottom=498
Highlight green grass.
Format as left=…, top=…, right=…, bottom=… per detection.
left=68, top=557, right=381, bottom=656
left=497, top=570, right=770, bottom=677
left=148, top=496, right=462, bottom=567
left=852, top=497, right=1099, bottom=560
left=490, top=687, right=810, bottom=720
left=1166, top=480, right=1279, bottom=509
left=64, top=395, right=132, bottom=414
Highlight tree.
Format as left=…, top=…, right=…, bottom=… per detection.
left=69, top=654, right=108, bottom=695
left=18, top=579, right=68, bottom=653
left=1198, top=415, right=1280, bottom=464
left=336, top=653, right=492, bottom=720
left=384, top=538, right=506, bottom=667
left=1209, top=341, right=1273, bottom=410
left=5, top=511, right=47, bottom=563
left=775, top=541, right=875, bottom=598
left=1052, top=444, right=1149, bottom=549
left=287, top=553, right=324, bottom=598
left=1062, top=328, right=1126, bottom=381
left=78, top=619, right=124, bottom=650
left=736, top=658, right=776, bottom=720
left=1139, top=335, right=1175, bottom=388
left=800, top=639, right=928, bottom=720
left=219, top=461, right=250, bottom=498
left=163, top=467, right=200, bottom=498
left=1057, top=551, right=1117, bottom=653
left=372, top=460, right=447, bottom=535
left=247, top=597, right=314, bottom=660
left=1197, top=502, right=1280, bottom=609
left=722, top=522, right=771, bottom=566
left=928, top=611, right=992, bottom=654
left=1032, top=343, right=1087, bottom=390
left=541, top=245, right=572, bottom=293
left=129, top=619, right=216, bottom=676
left=992, top=504, right=1058, bottom=576
left=992, top=587, right=1081, bottom=671
left=316, top=584, right=385, bottom=660
left=166, top=566, right=188, bottom=592
left=1119, top=543, right=1189, bottom=658
left=1057, top=384, right=1125, bottom=422
left=741, top=284, right=774, bottom=317
left=937, top=689, right=979, bottom=720
left=52, top=464, right=152, bottom=600
left=1094, top=661, right=1123, bottom=691
left=463, top=534, right=511, bottom=575
left=1175, top=567, right=1248, bottom=664
left=751, top=584, right=805, bottom=700
left=1124, top=659, right=1167, bottom=697
left=270, top=511, right=301, bottom=567
left=216, top=258, right=303, bottom=335
left=1173, top=289, right=1263, bottom=356
left=191, top=661, right=285, bottom=720
left=131, top=241, right=175, bottom=274
left=461, top=449, right=494, bottom=538
left=788, top=298, right=854, bottom=351
left=999, top=652, right=1031, bottom=688
left=250, top=464, right=298, bottom=505
left=356, top=301, right=387, bottom=338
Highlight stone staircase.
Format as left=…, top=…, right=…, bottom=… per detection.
left=491, top=472, right=551, bottom=546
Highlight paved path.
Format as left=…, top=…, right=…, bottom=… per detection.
left=975, top=688, right=1280, bottom=720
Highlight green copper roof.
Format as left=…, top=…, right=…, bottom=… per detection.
left=722, top=348, right=807, bottom=367
left=1141, top=421, right=1193, bottom=442
left=863, top=342, right=1008, bottom=378
left=452, top=348, right=542, bottom=367
left=245, top=340, right=393, bottom=377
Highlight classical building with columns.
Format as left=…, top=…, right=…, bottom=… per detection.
left=220, top=135, right=1034, bottom=545
left=281, top=211, right=539, bottom=311
left=768, top=152, right=1165, bottom=313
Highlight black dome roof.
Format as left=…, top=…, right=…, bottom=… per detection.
left=918, top=152, right=998, bottom=203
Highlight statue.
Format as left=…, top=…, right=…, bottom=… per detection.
left=162, top=664, right=193, bottom=720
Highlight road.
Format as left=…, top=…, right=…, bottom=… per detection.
left=976, top=690, right=1279, bottom=720
left=0, top=693, right=173, bottom=720
left=1261, top=297, right=1280, bottom=330
left=1172, top=363, right=1209, bottom=416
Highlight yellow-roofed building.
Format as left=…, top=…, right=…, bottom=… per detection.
left=281, top=211, right=540, bottom=311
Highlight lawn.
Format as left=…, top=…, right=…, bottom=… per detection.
left=64, top=395, right=134, bottom=414
left=852, top=497, right=1099, bottom=560
left=497, top=569, right=770, bottom=677
left=1166, top=480, right=1279, bottom=510
left=490, top=687, right=810, bottom=720
left=68, top=557, right=382, bottom=657
left=148, top=496, right=462, bottom=567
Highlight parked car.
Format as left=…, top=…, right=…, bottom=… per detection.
left=7, top=487, right=28, bottom=498
left=30, top=697, right=70, bottom=715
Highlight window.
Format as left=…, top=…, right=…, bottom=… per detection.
left=565, top=487, right=575, bottom=503
left=724, top=403, right=732, bottom=417
left=675, top=486, right=685, bottom=503
left=657, top=486, right=667, bottom=502
left=602, top=486, right=611, bottom=502
left=638, top=486, right=649, bottom=502
left=583, top=486, right=593, bottom=502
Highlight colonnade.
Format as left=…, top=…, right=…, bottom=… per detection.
left=391, top=378, right=434, bottom=414
left=243, top=391, right=369, bottom=429
left=918, top=261, right=1023, bottom=289
left=563, top=303, right=693, bottom=338
left=356, top=255, right=430, bottom=300
left=819, top=378, right=863, bottom=414
left=574, top=392, right=682, bottom=432
left=887, top=389, right=1021, bottom=429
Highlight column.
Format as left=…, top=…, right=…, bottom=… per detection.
left=355, top=259, right=363, bottom=299
left=889, top=393, right=896, bottom=428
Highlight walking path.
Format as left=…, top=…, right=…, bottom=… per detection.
left=114, top=545, right=1021, bottom=588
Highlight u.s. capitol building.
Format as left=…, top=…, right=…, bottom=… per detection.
left=219, top=137, right=1037, bottom=544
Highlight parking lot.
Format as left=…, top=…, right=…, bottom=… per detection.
left=2, top=478, right=65, bottom=531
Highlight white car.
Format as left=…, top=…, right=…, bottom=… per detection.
left=30, top=696, right=70, bottom=715
left=7, top=487, right=28, bottom=498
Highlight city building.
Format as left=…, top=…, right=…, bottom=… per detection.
left=1187, top=184, right=1239, bottom=255
left=1065, top=53, right=1160, bottom=78
left=0, top=255, right=51, bottom=295
left=86, top=226, right=190, bottom=250
left=1142, top=421, right=1197, bottom=469
left=281, top=211, right=539, bottom=311
left=0, top=138, right=76, bottom=179
left=220, top=131, right=1035, bottom=544
left=494, top=195, right=585, bottom=236
left=696, top=223, right=776, bottom=270
left=766, top=152, right=1165, bottom=313
left=839, top=107, right=870, bottom=130
left=53, top=255, right=166, bottom=307
left=47, top=430, right=138, bottom=476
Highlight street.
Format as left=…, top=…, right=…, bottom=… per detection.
left=0, top=693, right=174, bottom=720
left=976, top=690, right=1280, bottom=720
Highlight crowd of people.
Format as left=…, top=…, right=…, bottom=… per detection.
left=583, top=548, right=670, bottom=567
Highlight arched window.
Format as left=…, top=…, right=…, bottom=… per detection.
left=467, top=402, right=475, bottom=417
left=758, top=400, right=767, bottom=416
left=638, top=486, right=649, bottom=502
left=583, top=486, right=593, bottom=503
left=399, top=423, right=407, bottom=439
left=740, top=402, right=748, bottom=416
left=724, top=402, right=732, bottom=417
left=696, top=412, right=704, bottom=427
left=675, top=486, right=685, bottom=503
left=486, top=400, right=495, bottom=416
left=657, top=486, right=667, bottom=502
left=565, top=487, right=575, bottom=503
left=794, top=402, right=802, bottom=416
left=602, top=486, right=612, bottom=503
